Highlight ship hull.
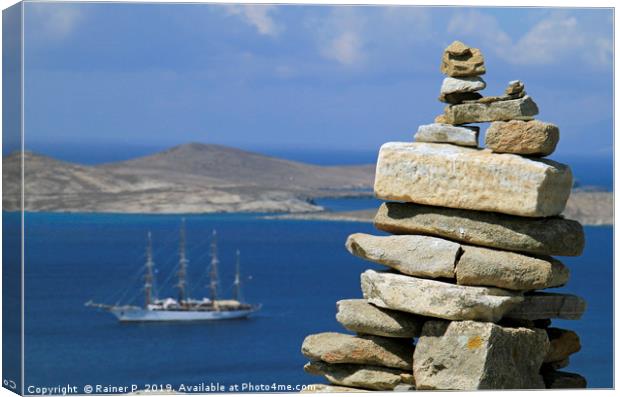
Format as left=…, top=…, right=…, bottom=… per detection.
left=110, top=307, right=260, bottom=322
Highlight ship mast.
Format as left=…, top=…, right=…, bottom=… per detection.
left=233, top=249, right=241, bottom=302
left=209, top=230, right=219, bottom=303
left=144, top=231, right=154, bottom=308
left=176, top=219, right=188, bottom=304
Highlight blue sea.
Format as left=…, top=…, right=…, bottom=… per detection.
left=2, top=204, right=612, bottom=392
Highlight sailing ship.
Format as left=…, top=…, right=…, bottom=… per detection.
left=86, top=220, right=261, bottom=322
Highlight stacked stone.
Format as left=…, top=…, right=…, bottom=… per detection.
left=301, top=41, right=588, bottom=391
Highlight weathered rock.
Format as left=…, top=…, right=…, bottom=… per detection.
left=301, top=332, right=413, bottom=370
left=413, top=321, right=549, bottom=390
left=304, top=362, right=412, bottom=391
left=441, top=96, right=539, bottom=124
left=505, top=80, right=525, bottom=95
left=441, top=41, right=486, bottom=77
left=441, top=76, right=486, bottom=94
left=440, top=91, right=483, bottom=105
left=542, top=370, right=587, bottom=389
left=361, top=270, right=523, bottom=322
left=545, top=328, right=581, bottom=363
left=485, top=120, right=560, bottom=156
left=301, top=384, right=368, bottom=393
left=415, top=123, right=479, bottom=147
left=374, top=202, right=585, bottom=256
left=506, top=292, right=587, bottom=320
left=374, top=142, right=573, bottom=217
left=346, top=233, right=460, bottom=278
left=336, top=299, right=426, bottom=338
left=456, top=245, right=569, bottom=291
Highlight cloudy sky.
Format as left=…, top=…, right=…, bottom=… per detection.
left=20, top=2, right=613, bottom=161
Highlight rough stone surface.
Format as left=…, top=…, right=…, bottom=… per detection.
left=374, top=142, right=573, bottom=217
left=441, top=41, right=486, bottom=77
left=485, top=120, right=560, bottom=156
left=415, top=123, right=479, bottom=147
left=336, top=299, right=426, bottom=338
left=542, top=358, right=570, bottom=371
left=301, top=384, right=368, bottom=393
left=456, top=245, right=569, bottom=291
left=440, top=91, right=483, bottom=105
left=301, top=332, right=413, bottom=370
left=346, top=233, right=460, bottom=278
left=442, top=96, right=539, bottom=124
left=505, top=80, right=525, bottom=95
left=361, top=270, right=523, bottom=322
left=413, top=321, right=549, bottom=390
left=545, top=328, right=581, bottom=363
left=506, top=292, right=587, bottom=321
left=374, top=202, right=585, bottom=257
left=304, top=362, right=412, bottom=391
left=542, top=371, right=587, bottom=389
left=441, top=76, right=486, bottom=94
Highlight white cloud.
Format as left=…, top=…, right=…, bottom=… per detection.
left=447, top=10, right=612, bottom=67
left=321, top=30, right=364, bottom=65
left=225, top=5, right=281, bottom=36
left=28, top=3, right=84, bottom=41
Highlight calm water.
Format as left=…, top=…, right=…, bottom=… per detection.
left=9, top=207, right=612, bottom=392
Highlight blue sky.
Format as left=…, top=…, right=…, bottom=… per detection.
left=19, top=2, right=613, bottom=161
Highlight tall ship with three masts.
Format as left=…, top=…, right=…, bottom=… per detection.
left=86, top=220, right=261, bottom=322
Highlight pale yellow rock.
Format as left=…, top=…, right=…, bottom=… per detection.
left=361, top=270, right=523, bottom=322
left=346, top=233, right=460, bottom=278
left=456, top=245, right=569, bottom=291
left=301, top=332, right=413, bottom=370
left=485, top=120, right=560, bottom=156
left=440, top=41, right=486, bottom=77
left=374, top=142, right=573, bottom=217
left=304, top=362, right=412, bottom=391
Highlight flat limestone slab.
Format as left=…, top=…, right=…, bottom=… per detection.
left=346, top=233, right=460, bottom=278
left=456, top=245, right=569, bottom=291
left=505, top=292, right=587, bottom=320
left=304, top=362, right=414, bottom=391
left=361, top=270, right=523, bottom=322
left=301, top=332, right=413, bottom=370
left=336, top=299, right=425, bottom=338
left=485, top=120, right=559, bottom=156
left=442, top=96, right=539, bottom=124
left=374, top=142, right=573, bottom=217
left=374, top=202, right=585, bottom=256
left=413, top=320, right=548, bottom=390
left=415, top=123, right=479, bottom=147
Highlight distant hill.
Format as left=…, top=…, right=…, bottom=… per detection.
left=2, top=143, right=376, bottom=214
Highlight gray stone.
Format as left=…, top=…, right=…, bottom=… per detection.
left=374, top=142, right=573, bottom=217
left=361, top=270, right=523, bottom=322
left=304, top=362, right=413, bottom=391
left=506, top=292, right=587, bottom=320
left=441, top=96, right=539, bottom=124
left=505, top=80, right=525, bottom=95
left=440, top=76, right=486, bottom=95
left=336, top=299, right=425, bottom=338
left=456, top=245, right=569, bottom=291
left=545, top=328, right=581, bottom=363
left=345, top=233, right=460, bottom=278
left=542, top=357, right=570, bottom=371
left=413, top=320, right=548, bottom=390
left=414, top=123, right=479, bottom=147
left=301, top=332, right=413, bottom=370
left=542, top=371, right=587, bottom=389
left=374, top=202, right=585, bottom=256
left=440, top=91, right=483, bottom=105
left=485, top=120, right=560, bottom=156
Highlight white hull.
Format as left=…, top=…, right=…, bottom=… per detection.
left=110, top=306, right=260, bottom=322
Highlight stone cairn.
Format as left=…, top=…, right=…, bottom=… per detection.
left=300, top=41, right=588, bottom=391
